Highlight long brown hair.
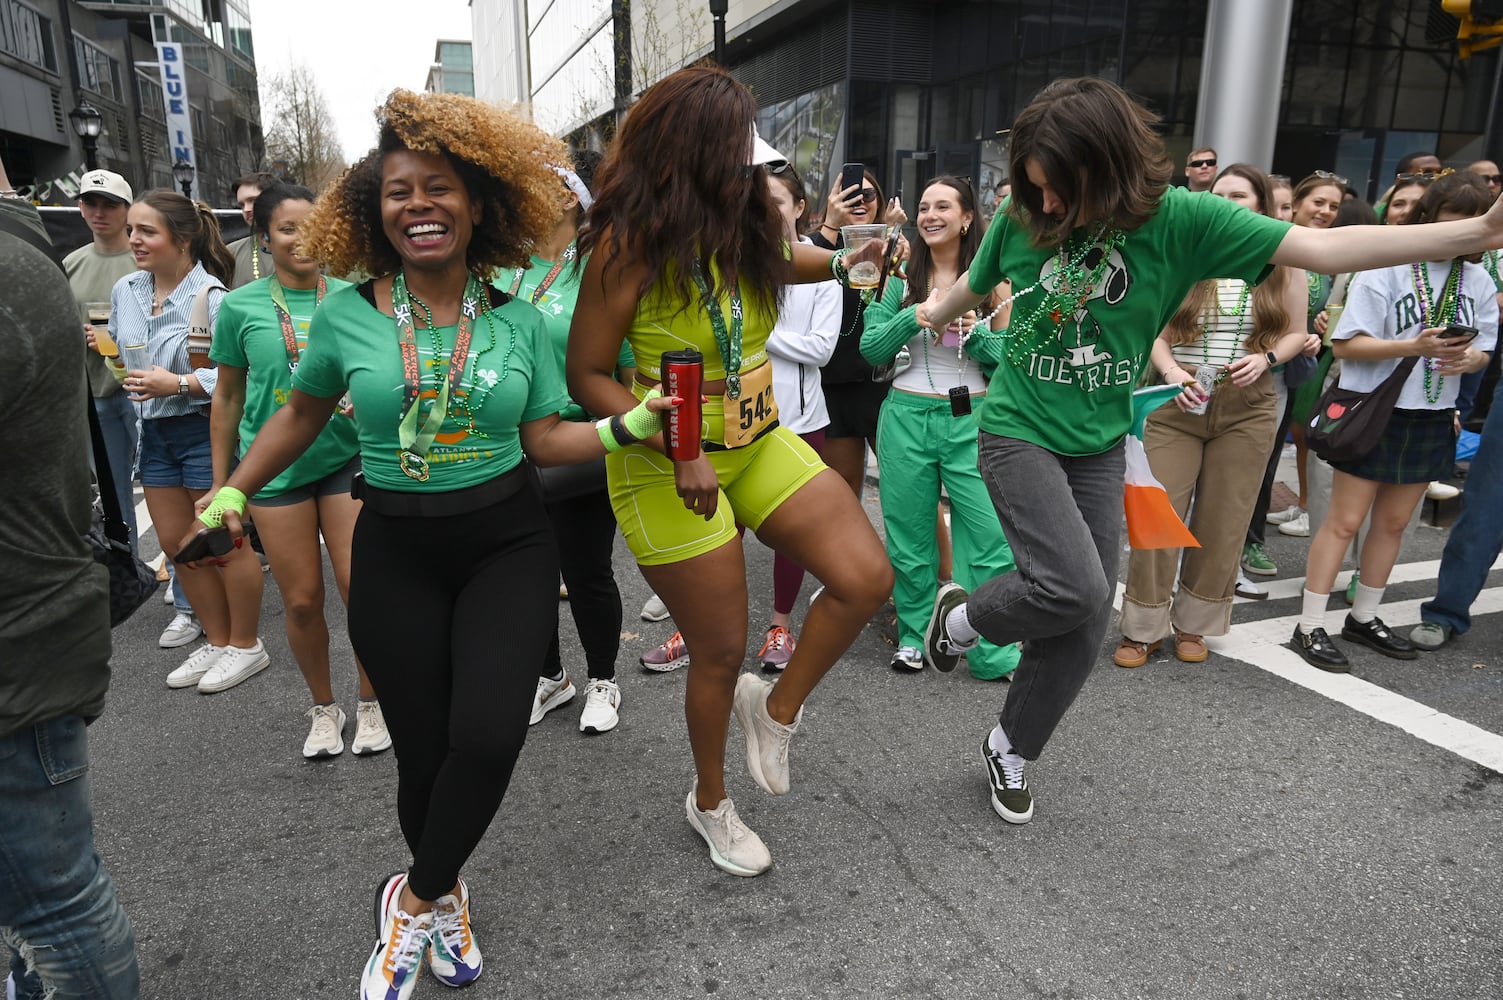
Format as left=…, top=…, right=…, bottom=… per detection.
left=1007, top=77, right=1172, bottom=248
left=580, top=66, right=786, bottom=316
left=137, top=190, right=234, bottom=284
left=1405, top=170, right=1493, bottom=225
left=902, top=176, right=988, bottom=310
left=1164, top=163, right=1291, bottom=355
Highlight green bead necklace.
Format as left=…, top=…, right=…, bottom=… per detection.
left=1001, top=224, right=1127, bottom=367
left=1200, top=279, right=1250, bottom=377
left=405, top=285, right=517, bottom=439
left=1411, top=259, right=1465, bottom=405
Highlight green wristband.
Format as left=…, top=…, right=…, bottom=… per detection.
left=198, top=486, right=248, bottom=528
left=622, top=388, right=664, bottom=441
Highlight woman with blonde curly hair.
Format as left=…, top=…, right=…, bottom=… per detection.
left=185, top=90, right=678, bottom=1000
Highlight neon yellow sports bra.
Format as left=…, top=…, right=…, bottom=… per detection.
left=629, top=264, right=774, bottom=381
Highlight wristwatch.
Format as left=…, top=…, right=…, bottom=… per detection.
left=1265, top=350, right=1278, bottom=368
left=178, top=373, right=191, bottom=396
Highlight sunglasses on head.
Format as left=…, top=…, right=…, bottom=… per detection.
left=764, top=159, right=793, bottom=175
left=1189, top=158, right=1217, bottom=169
left=1311, top=169, right=1350, bottom=187
left=1396, top=167, right=1455, bottom=184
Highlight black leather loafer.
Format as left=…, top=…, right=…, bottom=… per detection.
left=1341, top=614, right=1419, bottom=660
left=1292, top=626, right=1350, bottom=672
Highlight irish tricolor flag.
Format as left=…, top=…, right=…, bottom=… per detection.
left=1123, top=385, right=1200, bottom=550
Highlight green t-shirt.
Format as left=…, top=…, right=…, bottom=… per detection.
left=63, top=243, right=137, bottom=398
left=504, top=251, right=635, bottom=421
left=292, top=283, right=566, bottom=492
left=210, top=276, right=360, bottom=499
left=966, top=186, right=1291, bottom=455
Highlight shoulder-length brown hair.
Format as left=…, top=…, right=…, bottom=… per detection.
left=1405, top=170, right=1493, bottom=226
left=300, top=89, right=567, bottom=279
left=1164, top=163, right=1292, bottom=355
left=1006, top=77, right=1173, bottom=248
left=137, top=190, right=234, bottom=284
left=579, top=66, right=786, bottom=316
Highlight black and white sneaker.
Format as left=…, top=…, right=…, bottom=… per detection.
left=980, top=736, right=1034, bottom=824
left=923, top=582, right=976, bottom=673
left=1340, top=614, right=1418, bottom=660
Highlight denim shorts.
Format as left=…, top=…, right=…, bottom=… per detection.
left=138, top=413, right=214, bottom=490
left=250, top=455, right=361, bottom=507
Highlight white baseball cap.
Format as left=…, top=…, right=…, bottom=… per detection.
left=751, top=128, right=787, bottom=167
left=78, top=169, right=133, bottom=205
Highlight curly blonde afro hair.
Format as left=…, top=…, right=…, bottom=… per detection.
left=301, top=89, right=569, bottom=278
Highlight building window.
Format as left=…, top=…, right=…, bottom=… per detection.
left=74, top=35, right=122, bottom=102
left=226, top=1, right=253, bottom=61
left=137, top=72, right=165, bottom=121
left=1, top=0, right=58, bottom=73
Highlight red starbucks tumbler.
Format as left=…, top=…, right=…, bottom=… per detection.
left=662, top=349, right=704, bottom=461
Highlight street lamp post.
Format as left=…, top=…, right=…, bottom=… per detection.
left=69, top=102, right=103, bottom=171
left=171, top=159, right=194, bottom=199
left=709, top=0, right=727, bottom=65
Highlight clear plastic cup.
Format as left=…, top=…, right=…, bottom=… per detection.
left=840, top=224, right=887, bottom=289
left=120, top=341, right=151, bottom=375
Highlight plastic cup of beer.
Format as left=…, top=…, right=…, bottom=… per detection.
left=840, top=224, right=887, bottom=289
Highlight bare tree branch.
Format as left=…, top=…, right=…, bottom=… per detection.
left=261, top=62, right=346, bottom=191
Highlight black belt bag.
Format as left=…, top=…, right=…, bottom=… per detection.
left=351, top=463, right=529, bottom=517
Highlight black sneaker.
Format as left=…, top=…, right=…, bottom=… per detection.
left=923, top=582, right=975, bottom=673
left=979, top=736, right=1033, bottom=824
left=1291, top=626, right=1349, bottom=672
left=1340, top=614, right=1418, bottom=660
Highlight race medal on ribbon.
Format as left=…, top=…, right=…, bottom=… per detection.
left=399, top=450, right=431, bottom=482
left=723, top=361, right=777, bottom=448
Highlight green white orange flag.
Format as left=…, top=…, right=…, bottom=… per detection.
left=1123, top=385, right=1200, bottom=550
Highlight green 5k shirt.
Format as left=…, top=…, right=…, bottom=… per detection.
left=211, top=276, right=360, bottom=499
left=292, top=283, right=566, bottom=492
left=505, top=251, right=635, bottom=421
left=967, top=186, right=1291, bottom=455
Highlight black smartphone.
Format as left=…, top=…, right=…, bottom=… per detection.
left=174, top=525, right=234, bottom=564
left=839, top=162, right=865, bottom=205
left=1443, top=323, right=1479, bottom=344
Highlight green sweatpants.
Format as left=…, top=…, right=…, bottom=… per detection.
left=876, top=390, right=1020, bottom=679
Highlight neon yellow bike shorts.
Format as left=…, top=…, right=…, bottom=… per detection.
left=606, top=421, right=826, bottom=566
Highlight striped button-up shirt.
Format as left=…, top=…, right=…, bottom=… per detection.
left=109, top=263, right=226, bottom=420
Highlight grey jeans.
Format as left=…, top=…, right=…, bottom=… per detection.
left=970, top=432, right=1125, bottom=760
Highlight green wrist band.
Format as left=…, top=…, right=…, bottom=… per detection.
left=623, top=388, right=664, bottom=441
left=198, top=486, right=248, bottom=528
left=829, top=249, right=850, bottom=285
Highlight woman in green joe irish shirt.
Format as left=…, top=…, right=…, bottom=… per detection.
left=917, top=76, right=1503, bottom=830
left=206, top=182, right=388, bottom=762
left=185, top=90, right=678, bottom=1000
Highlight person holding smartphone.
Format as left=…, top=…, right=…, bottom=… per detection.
left=1293, top=172, right=1497, bottom=671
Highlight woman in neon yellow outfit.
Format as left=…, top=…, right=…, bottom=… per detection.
left=568, top=66, right=893, bottom=878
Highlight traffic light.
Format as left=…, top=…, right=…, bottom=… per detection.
left=1442, top=0, right=1503, bottom=59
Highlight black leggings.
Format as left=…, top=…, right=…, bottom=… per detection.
left=543, top=487, right=622, bottom=681
left=1246, top=389, right=1296, bottom=547
left=347, top=485, right=558, bottom=901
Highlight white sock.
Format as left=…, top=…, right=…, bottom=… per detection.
left=946, top=604, right=979, bottom=645
left=987, top=723, right=1013, bottom=756
left=1350, top=582, right=1385, bottom=624
left=1298, top=589, right=1329, bottom=636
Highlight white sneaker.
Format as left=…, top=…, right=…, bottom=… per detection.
left=530, top=671, right=574, bottom=725
left=302, top=704, right=346, bottom=759
left=166, top=643, right=224, bottom=688
left=579, top=678, right=621, bottom=733
left=1426, top=481, right=1461, bottom=501
left=1276, top=510, right=1311, bottom=537
left=1265, top=504, right=1302, bottom=525
left=158, top=611, right=201, bottom=649
left=640, top=593, right=670, bottom=622
left=685, top=781, right=771, bottom=877
left=361, top=903, right=432, bottom=1000
left=1234, top=570, right=1267, bottom=600
left=352, top=700, right=393, bottom=755
left=890, top=645, right=923, bottom=670
left=196, top=640, right=270, bottom=693
left=731, top=672, right=801, bottom=796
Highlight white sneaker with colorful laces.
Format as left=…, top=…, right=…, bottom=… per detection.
left=428, top=878, right=483, bottom=987
left=361, top=872, right=431, bottom=1000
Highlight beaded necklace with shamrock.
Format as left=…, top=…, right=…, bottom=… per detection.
left=1201, top=279, right=1251, bottom=377
left=405, top=284, right=519, bottom=439
left=1411, top=258, right=1466, bottom=404
left=973, top=224, right=1128, bottom=368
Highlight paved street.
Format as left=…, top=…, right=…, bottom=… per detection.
left=86, top=476, right=1503, bottom=1000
